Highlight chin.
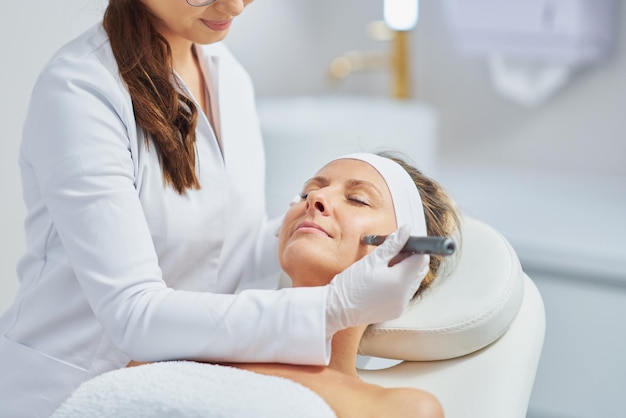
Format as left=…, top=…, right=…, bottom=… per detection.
left=196, top=32, right=229, bottom=45
left=285, top=266, right=345, bottom=288
left=280, top=248, right=337, bottom=287
left=279, top=233, right=363, bottom=285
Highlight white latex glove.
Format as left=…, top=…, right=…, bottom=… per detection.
left=325, top=225, right=430, bottom=338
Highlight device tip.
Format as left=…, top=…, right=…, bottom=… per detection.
left=361, top=235, right=386, bottom=246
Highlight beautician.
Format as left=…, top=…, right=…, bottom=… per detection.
left=0, top=1, right=429, bottom=416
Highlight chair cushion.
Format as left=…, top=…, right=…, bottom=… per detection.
left=359, top=216, right=525, bottom=361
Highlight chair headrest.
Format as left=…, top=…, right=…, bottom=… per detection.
left=359, top=216, right=525, bottom=361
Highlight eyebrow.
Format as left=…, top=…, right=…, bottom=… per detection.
left=302, top=176, right=329, bottom=188
left=303, top=177, right=385, bottom=201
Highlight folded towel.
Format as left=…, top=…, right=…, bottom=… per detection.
left=51, top=361, right=336, bottom=418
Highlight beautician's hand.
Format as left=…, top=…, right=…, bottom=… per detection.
left=325, top=225, right=429, bottom=338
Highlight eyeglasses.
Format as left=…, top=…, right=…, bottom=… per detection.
left=186, top=0, right=217, bottom=6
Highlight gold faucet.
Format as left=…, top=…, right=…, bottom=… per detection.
left=328, top=21, right=412, bottom=100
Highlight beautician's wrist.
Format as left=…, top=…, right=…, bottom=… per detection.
left=324, top=283, right=345, bottom=339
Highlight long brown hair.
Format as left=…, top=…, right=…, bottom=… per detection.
left=103, top=0, right=200, bottom=194
left=380, top=152, right=462, bottom=297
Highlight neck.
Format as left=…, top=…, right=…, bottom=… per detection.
left=328, top=325, right=368, bottom=377
left=290, top=273, right=368, bottom=377
left=170, top=41, right=197, bottom=76
left=154, top=26, right=195, bottom=75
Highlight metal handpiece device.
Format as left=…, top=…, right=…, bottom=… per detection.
left=361, top=235, right=456, bottom=256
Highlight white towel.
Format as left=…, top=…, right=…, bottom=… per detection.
left=51, top=361, right=336, bottom=418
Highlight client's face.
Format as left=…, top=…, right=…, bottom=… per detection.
left=278, top=159, right=397, bottom=286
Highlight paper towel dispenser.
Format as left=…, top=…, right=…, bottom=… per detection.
left=445, top=0, right=616, bottom=65
left=443, top=0, right=617, bottom=106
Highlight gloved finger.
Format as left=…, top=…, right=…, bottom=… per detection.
left=372, top=224, right=412, bottom=262
left=388, top=251, right=414, bottom=267
left=390, top=252, right=430, bottom=289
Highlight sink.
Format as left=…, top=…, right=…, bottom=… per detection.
left=257, top=95, right=439, bottom=217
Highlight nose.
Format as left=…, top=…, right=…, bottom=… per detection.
left=213, top=0, right=246, bottom=16
left=305, top=191, right=329, bottom=215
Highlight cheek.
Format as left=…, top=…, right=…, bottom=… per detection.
left=277, top=235, right=289, bottom=271
left=277, top=207, right=300, bottom=266
left=340, top=213, right=395, bottom=261
left=339, top=215, right=375, bottom=249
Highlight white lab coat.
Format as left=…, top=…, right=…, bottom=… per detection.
left=0, top=25, right=328, bottom=418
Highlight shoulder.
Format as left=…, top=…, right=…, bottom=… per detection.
left=231, top=364, right=443, bottom=418
left=28, top=24, right=133, bottom=128
left=22, top=24, right=137, bottom=159
left=374, top=387, right=444, bottom=418
left=42, top=24, right=119, bottom=78
left=33, top=24, right=129, bottom=107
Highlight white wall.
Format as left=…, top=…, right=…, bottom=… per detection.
left=228, top=0, right=626, bottom=179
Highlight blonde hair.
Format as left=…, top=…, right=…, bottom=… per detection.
left=379, top=152, right=462, bottom=297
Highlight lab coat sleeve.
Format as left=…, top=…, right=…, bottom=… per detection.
left=21, top=54, right=330, bottom=364
left=236, top=215, right=284, bottom=292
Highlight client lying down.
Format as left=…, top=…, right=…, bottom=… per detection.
left=127, top=152, right=460, bottom=418
left=222, top=152, right=460, bottom=417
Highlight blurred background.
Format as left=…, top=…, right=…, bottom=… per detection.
left=1, top=1, right=625, bottom=417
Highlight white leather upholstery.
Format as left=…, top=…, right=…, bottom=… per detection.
left=357, top=216, right=546, bottom=418
left=359, top=216, right=525, bottom=361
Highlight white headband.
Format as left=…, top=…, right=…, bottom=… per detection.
left=333, top=153, right=427, bottom=237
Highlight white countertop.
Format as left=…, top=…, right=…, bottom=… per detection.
left=437, top=160, right=626, bottom=284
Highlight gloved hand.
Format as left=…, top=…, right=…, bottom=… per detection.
left=325, top=225, right=430, bottom=339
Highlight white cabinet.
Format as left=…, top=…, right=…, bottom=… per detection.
left=529, top=273, right=626, bottom=417
left=437, top=160, right=626, bottom=417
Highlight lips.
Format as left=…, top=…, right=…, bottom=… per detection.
left=201, top=19, right=232, bottom=31
left=295, top=221, right=331, bottom=237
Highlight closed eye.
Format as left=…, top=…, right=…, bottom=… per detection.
left=300, top=177, right=327, bottom=200
left=347, top=196, right=370, bottom=206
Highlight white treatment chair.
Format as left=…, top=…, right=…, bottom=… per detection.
left=357, top=216, right=545, bottom=418
left=52, top=216, right=544, bottom=418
